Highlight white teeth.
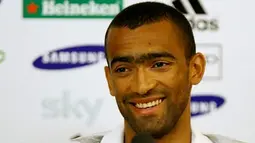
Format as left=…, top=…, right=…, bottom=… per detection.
left=135, top=99, right=162, bottom=109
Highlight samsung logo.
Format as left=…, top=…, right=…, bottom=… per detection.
left=33, top=45, right=105, bottom=70
left=191, top=94, right=225, bottom=117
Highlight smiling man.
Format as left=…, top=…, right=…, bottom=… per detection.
left=71, top=1, right=245, bottom=143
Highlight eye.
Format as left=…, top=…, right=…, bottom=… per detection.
left=152, top=62, right=169, bottom=68
left=115, top=67, right=129, bottom=73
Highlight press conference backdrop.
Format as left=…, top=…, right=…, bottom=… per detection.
left=0, top=0, right=254, bottom=143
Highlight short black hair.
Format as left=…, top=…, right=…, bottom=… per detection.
left=104, top=1, right=196, bottom=64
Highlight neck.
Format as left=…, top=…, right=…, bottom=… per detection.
left=124, top=101, right=191, bottom=143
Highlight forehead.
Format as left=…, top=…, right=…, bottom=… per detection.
left=106, top=20, right=185, bottom=59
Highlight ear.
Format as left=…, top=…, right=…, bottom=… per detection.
left=104, top=66, right=115, bottom=96
left=189, top=52, right=206, bottom=85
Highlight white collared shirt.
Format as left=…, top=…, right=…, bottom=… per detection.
left=100, top=124, right=213, bottom=143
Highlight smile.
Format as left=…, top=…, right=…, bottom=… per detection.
left=129, top=97, right=166, bottom=109
left=135, top=99, right=163, bottom=109
left=128, top=97, right=166, bottom=115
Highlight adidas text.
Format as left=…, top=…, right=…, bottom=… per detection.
left=188, top=16, right=219, bottom=31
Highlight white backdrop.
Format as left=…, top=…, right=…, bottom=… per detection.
left=0, top=0, right=254, bottom=143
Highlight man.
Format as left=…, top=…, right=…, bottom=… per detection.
left=71, top=2, right=245, bottom=143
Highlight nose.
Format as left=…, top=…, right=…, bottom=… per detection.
left=131, top=68, right=157, bottom=95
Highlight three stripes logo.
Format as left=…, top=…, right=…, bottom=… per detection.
left=172, top=0, right=206, bottom=14
left=172, top=0, right=219, bottom=31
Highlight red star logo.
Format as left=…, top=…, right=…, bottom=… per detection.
left=27, top=2, right=39, bottom=14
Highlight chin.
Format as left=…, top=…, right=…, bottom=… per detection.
left=136, top=126, right=170, bottom=139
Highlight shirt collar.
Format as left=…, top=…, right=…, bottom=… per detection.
left=101, top=124, right=213, bottom=143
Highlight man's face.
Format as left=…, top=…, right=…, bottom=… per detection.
left=105, top=20, right=204, bottom=138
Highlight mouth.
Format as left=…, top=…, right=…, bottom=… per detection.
left=128, top=97, right=166, bottom=115
left=130, top=98, right=165, bottom=108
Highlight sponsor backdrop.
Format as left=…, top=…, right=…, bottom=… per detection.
left=0, top=0, right=254, bottom=143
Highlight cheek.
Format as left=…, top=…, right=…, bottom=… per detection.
left=157, top=69, right=189, bottom=102
left=112, top=76, right=134, bottom=94
left=155, top=68, right=184, bottom=86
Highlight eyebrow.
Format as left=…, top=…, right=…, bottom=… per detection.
left=110, top=52, right=176, bottom=67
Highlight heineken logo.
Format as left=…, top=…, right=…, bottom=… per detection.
left=0, top=50, right=5, bottom=64
left=23, top=0, right=123, bottom=18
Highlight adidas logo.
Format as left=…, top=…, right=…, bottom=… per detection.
left=171, top=0, right=219, bottom=31
left=172, top=0, right=206, bottom=14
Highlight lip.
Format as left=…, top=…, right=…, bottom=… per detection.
left=128, top=96, right=166, bottom=104
left=129, top=98, right=166, bottom=115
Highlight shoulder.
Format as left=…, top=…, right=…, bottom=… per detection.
left=70, top=131, right=108, bottom=143
left=204, top=134, right=247, bottom=143
left=69, top=131, right=247, bottom=143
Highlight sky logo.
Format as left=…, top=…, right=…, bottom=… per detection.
left=33, top=45, right=105, bottom=70
left=191, top=94, right=225, bottom=117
